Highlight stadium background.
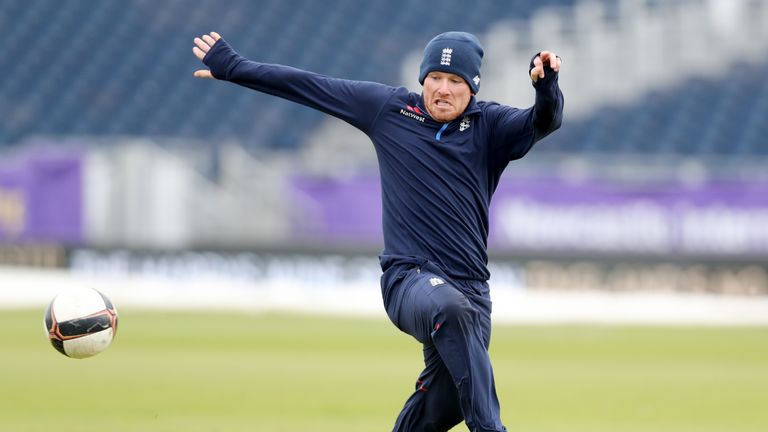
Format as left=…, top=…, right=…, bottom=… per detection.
left=1, top=0, right=767, bottom=431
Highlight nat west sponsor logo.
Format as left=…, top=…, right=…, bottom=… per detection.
left=399, top=105, right=425, bottom=122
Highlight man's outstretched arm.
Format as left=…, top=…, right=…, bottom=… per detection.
left=191, top=32, right=395, bottom=134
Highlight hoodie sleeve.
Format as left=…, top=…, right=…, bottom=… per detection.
left=203, top=38, right=396, bottom=135
left=529, top=55, right=564, bottom=142
left=487, top=55, right=564, bottom=161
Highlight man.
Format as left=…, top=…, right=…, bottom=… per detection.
left=193, top=30, right=563, bottom=432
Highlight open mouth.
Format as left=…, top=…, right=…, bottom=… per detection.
left=434, top=99, right=452, bottom=109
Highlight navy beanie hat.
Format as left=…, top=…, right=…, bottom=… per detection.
left=419, top=31, right=484, bottom=94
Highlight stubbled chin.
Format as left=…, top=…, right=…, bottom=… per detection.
left=434, top=112, right=457, bottom=122
left=430, top=106, right=455, bottom=122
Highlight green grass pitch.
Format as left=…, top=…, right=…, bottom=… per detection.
left=2, top=308, right=767, bottom=431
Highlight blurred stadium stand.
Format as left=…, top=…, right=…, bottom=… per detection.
left=543, top=64, right=768, bottom=156
left=1, top=0, right=575, bottom=151
left=1, top=0, right=766, bottom=158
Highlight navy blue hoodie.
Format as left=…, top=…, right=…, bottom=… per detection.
left=203, top=39, right=563, bottom=281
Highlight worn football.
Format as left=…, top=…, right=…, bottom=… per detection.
left=43, top=288, right=118, bottom=359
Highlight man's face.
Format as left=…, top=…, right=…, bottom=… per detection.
left=422, top=71, right=472, bottom=123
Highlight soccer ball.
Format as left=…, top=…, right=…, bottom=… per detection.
left=43, top=288, right=118, bottom=359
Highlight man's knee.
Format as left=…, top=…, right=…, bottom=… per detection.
left=432, top=290, right=477, bottom=329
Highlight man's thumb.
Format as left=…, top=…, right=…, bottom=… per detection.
left=530, top=67, right=542, bottom=82
left=193, top=70, right=215, bottom=79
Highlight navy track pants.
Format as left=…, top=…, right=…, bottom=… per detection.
left=381, top=260, right=507, bottom=432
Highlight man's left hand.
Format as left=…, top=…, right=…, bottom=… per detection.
left=530, top=51, right=561, bottom=82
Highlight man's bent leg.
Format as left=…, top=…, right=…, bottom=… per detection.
left=393, top=344, right=463, bottom=432
left=384, top=266, right=506, bottom=432
left=428, top=280, right=505, bottom=432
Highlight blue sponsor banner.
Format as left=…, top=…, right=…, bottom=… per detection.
left=488, top=177, right=768, bottom=257
left=0, top=149, right=83, bottom=244
left=289, top=175, right=768, bottom=258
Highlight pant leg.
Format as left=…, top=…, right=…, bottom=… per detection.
left=382, top=265, right=506, bottom=432
left=393, top=344, right=463, bottom=432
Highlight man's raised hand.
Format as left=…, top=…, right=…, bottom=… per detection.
left=192, top=32, right=222, bottom=79
left=530, top=51, right=561, bottom=82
